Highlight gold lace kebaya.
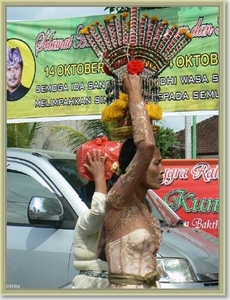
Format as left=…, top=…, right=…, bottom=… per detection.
left=104, top=100, right=162, bottom=289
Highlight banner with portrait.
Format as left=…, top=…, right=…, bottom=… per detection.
left=7, top=6, right=219, bottom=122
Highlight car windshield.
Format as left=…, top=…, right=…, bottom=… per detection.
left=48, top=158, right=89, bottom=204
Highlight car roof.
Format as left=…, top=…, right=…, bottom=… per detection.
left=7, top=147, right=76, bottom=160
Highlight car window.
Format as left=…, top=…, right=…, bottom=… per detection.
left=7, top=162, right=57, bottom=224
left=49, top=159, right=86, bottom=190
left=49, top=159, right=89, bottom=207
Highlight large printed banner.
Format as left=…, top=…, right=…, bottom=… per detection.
left=7, top=6, right=219, bottom=121
left=156, top=159, right=219, bottom=237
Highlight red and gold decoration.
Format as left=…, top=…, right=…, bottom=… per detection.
left=81, top=7, right=192, bottom=139
left=81, top=7, right=192, bottom=80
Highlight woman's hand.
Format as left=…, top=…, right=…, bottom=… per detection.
left=123, top=73, right=142, bottom=101
left=83, top=149, right=107, bottom=193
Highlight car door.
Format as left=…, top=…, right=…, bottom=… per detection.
left=6, top=159, right=78, bottom=289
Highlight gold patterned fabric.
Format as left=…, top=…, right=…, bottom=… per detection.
left=109, top=270, right=161, bottom=288
left=104, top=100, right=162, bottom=289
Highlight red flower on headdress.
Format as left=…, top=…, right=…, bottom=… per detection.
left=127, top=60, right=144, bottom=75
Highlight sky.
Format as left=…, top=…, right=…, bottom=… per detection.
left=6, top=6, right=216, bottom=132
left=6, top=6, right=107, bottom=22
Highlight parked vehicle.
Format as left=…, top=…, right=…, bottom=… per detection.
left=146, top=190, right=218, bottom=289
left=6, top=148, right=218, bottom=290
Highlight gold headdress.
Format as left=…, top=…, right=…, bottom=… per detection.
left=81, top=7, right=192, bottom=139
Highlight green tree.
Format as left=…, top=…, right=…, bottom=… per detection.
left=7, top=122, right=42, bottom=148
left=42, top=119, right=116, bottom=153
left=104, top=7, right=167, bottom=14
left=43, top=119, right=182, bottom=158
left=104, top=6, right=180, bottom=25
left=155, top=127, right=183, bottom=159
left=6, top=120, right=182, bottom=158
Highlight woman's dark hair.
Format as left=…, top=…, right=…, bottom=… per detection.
left=118, top=138, right=136, bottom=174
left=108, top=138, right=136, bottom=190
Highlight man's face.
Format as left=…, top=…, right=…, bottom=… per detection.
left=7, top=63, right=22, bottom=92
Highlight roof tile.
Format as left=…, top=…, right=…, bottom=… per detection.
left=176, top=116, right=218, bottom=155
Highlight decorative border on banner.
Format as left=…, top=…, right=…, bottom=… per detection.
left=0, top=0, right=226, bottom=298
left=6, top=4, right=220, bottom=119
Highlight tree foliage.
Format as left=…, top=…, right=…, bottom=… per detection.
left=155, top=127, right=183, bottom=159
left=7, top=120, right=182, bottom=159
left=7, top=123, right=42, bottom=148
left=104, top=7, right=167, bottom=14
left=42, top=119, right=115, bottom=153
left=44, top=121, right=182, bottom=158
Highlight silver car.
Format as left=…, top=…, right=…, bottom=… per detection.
left=6, top=148, right=218, bottom=290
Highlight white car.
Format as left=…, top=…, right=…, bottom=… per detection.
left=6, top=148, right=218, bottom=290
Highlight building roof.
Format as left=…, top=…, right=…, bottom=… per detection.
left=176, top=115, right=218, bottom=155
